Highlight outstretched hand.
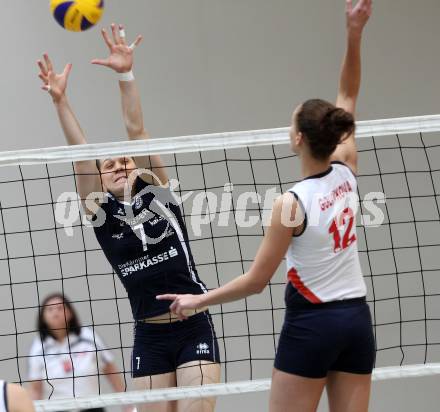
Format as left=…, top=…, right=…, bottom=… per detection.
left=346, top=0, right=372, bottom=35
left=156, top=294, right=204, bottom=321
left=92, top=23, right=142, bottom=73
left=37, top=53, right=72, bottom=103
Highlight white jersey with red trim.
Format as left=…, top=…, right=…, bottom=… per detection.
left=286, top=162, right=366, bottom=303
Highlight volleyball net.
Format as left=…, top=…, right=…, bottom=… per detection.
left=0, top=115, right=439, bottom=411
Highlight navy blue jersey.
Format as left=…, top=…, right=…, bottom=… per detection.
left=93, top=177, right=206, bottom=320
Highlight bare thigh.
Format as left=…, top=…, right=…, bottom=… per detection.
left=133, top=372, right=177, bottom=412
left=269, top=368, right=326, bottom=412
left=326, top=371, right=372, bottom=412
left=176, top=361, right=221, bottom=412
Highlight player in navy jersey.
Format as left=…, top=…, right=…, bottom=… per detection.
left=158, top=1, right=374, bottom=411
left=37, top=23, right=220, bottom=412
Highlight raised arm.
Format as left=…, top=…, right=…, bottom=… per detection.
left=37, top=55, right=101, bottom=210
left=157, top=193, right=298, bottom=318
left=92, top=24, right=168, bottom=186
left=332, top=0, right=372, bottom=173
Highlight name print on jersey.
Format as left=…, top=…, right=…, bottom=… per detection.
left=305, top=183, right=359, bottom=228
left=118, top=246, right=179, bottom=277
left=318, top=180, right=353, bottom=211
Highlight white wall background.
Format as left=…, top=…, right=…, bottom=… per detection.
left=1, top=0, right=440, bottom=152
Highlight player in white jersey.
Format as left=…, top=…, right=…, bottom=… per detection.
left=158, top=1, right=374, bottom=411
left=284, top=160, right=366, bottom=303
left=0, top=381, right=35, bottom=412
left=27, top=293, right=128, bottom=412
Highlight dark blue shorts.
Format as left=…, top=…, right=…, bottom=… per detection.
left=274, top=298, right=375, bottom=379
left=132, top=311, right=220, bottom=377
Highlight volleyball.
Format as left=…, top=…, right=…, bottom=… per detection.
left=50, top=0, right=104, bottom=32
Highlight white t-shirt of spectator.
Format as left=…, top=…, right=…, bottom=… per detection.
left=28, top=327, right=114, bottom=399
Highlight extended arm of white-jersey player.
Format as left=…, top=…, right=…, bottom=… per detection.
left=157, top=193, right=298, bottom=317
left=331, top=0, right=372, bottom=174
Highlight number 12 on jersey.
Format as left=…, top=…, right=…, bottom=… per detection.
left=329, top=207, right=356, bottom=253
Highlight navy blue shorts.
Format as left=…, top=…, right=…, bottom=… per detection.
left=274, top=298, right=375, bottom=379
left=132, top=311, right=220, bottom=377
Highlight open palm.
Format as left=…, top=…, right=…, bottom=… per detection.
left=92, top=23, right=142, bottom=73
left=346, top=0, right=372, bottom=33
left=37, top=54, right=72, bottom=102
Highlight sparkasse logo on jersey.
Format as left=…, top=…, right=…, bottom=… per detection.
left=119, top=246, right=179, bottom=277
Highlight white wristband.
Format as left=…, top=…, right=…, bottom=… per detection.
left=119, top=70, right=135, bottom=82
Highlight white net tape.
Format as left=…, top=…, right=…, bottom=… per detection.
left=34, top=364, right=440, bottom=411
left=1, top=114, right=440, bottom=167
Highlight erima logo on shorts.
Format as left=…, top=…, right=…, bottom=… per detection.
left=120, top=247, right=179, bottom=277
left=196, top=343, right=210, bottom=355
